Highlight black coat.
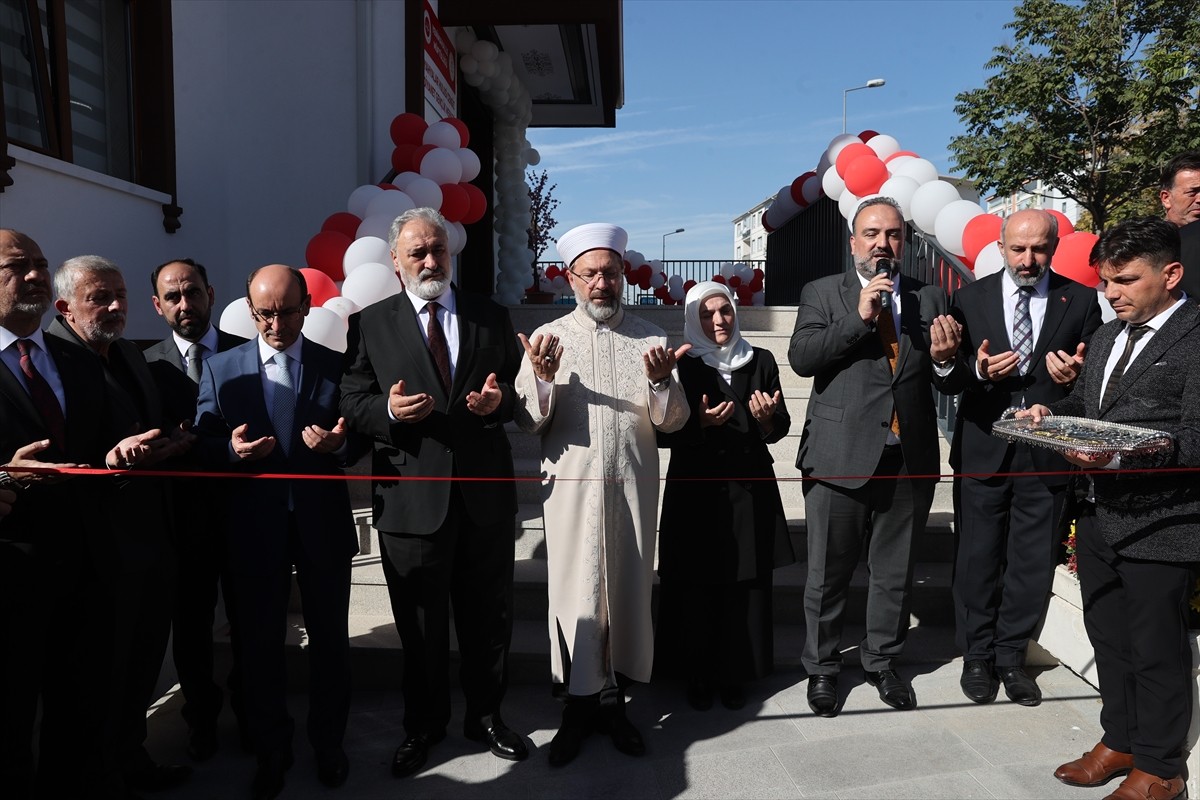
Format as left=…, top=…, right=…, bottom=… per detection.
left=657, top=348, right=794, bottom=584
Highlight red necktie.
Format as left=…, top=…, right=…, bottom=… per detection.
left=16, top=338, right=67, bottom=449
left=425, top=302, right=452, bottom=395
left=877, top=309, right=900, bottom=436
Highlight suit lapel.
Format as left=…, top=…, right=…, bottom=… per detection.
left=450, top=289, right=475, bottom=400
left=237, top=343, right=273, bottom=433
left=1031, top=275, right=1072, bottom=364
left=979, top=273, right=1012, bottom=351
left=893, top=283, right=920, bottom=379
left=840, top=271, right=895, bottom=381
left=1103, top=302, right=1200, bottom=414
left=0, top=349, right=45, bottom=437
left=1087, top=323, right=1119, bottom=415
left=395, top=295, right=447, bottom=402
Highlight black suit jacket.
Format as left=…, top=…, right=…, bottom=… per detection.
left=1050, top=301, right=1200, bottom=561
left=340, top=287, right=522, bottom=535
left=942, top=271, right=1103, bottom=481
left=143, top=329, right=247, bottom=429
left=1179, top=219, right=1200, bottom=303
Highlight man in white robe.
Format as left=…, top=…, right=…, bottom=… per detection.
left=514, top=223, right=689, bottom=767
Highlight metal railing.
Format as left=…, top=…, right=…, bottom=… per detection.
left=532, top=260, right=767, bottom=305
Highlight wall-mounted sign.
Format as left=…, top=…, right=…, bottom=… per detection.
left=423, top=0, right=457, bottom=121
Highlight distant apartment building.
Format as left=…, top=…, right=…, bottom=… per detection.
left=985, top=179, right=1080, bottom=223
left=732, top=196, right=773, bottom=260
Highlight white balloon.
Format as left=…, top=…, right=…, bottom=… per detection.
left=404, top=177, right=443, bottom=210
left=462, top=69, right=484, bottom=88
left=877, top=175, right=921, bottom=222
left=650, top=271, right=666, bottom=289
left=822, top=167, right=847, bottom=202
left=347, top=185, right=383, bottom=218
left=934, top=200, right=986, bottom=256
left=551, top=274, right=568, bottom=293
left=454, top=28, right=476, bottom=52
left=891, top=157, right=939, bottom=186
left=763, top=202, right=788, bottom=231
left=302, top=307, right=348, bottom=353
left=719, top=262, right=736, bottom=279
left=525, top=148, right=541, bottom=166
left=751, top=291, right=766, bottom=306
left=356, top=213, right=395, bottom=241
left=735, top=262, right=754, bottom=282
left=667, top=274, right=684, bottom=289
left=343, top=237, right=390, bottom=275
left=365, top=189, right=415, bottom=221
left=910, top=180, right=962, bottom=233
left=391, top=171, right=421, bottom=191
left=457, top=148, right=481, bottom=182
left=668, top=283, right=685, bottom=301
left=866, top=134, right=901, bottom=160
left=626, top=250, right=645, bottom=265
left=341, top=262, right=402, bottom=308
left=825, top=133, right=862, bottom=163
left=973, top=239, right=1005, bottom=278
left=846, top=193, right=885, bottom=231
left=885, top=155, right=916, bottom=176
left=838, top=189, right=862, bottom=222
left=218, top=298, right=257, bottom=340
left=448, top=221, right=467, bottom=255
left=423, top=120, right=462, bottom=149
left=773, top=185, right=801, bottom=219
left=801, top=173, right=823, bottom=205
left=418, top=147, right=463, bottom=185
left=471, top=40, right=498, bottom=62
left=323, top=296, right=361, bottom=319
left=459, top=54, right=479, bottom=77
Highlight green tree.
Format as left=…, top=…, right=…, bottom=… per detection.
left=950, top=0, right=1200, bottom=232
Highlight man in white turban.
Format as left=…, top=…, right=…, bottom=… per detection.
left=514, top=223, right=690, bottom=767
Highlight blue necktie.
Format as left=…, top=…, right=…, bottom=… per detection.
left=272, top=352, right=295, bottom=454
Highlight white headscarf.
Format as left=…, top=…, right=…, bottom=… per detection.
left=683, top=281, right=754, bottom=374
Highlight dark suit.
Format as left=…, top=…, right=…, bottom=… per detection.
left=339, top=287, right=521, bottom=736
left=656, top=349, right=794, bottom=684
left=1050, top=301, right=1200, bottom=779
left=1180, top=219, right=1200, bottom=301
left=0, top=331, right=109, bottom=799
left=941, top=271, right=1101, bottom=667
left=144, top=329, right=245, bottom=735
left=194, top=336, right=359, bottom=761
left=788, top=270, right=949, bottom=675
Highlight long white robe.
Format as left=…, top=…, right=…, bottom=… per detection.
left=514, top=306, right=689, bottom=695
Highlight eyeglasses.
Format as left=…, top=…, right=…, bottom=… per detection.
left=250, top=306, right=304, bottom=323
left=568, top=267, right=623, bottom=286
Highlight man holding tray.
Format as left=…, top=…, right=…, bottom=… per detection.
left=1020, top=217, right=1199, bottom=800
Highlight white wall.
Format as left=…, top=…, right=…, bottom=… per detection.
left=0, top=0, right=407, bottom=339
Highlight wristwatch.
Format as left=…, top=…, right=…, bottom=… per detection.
left=0, top=471, right=25, bottom=492
left=649, top=376, right=671, bottom=392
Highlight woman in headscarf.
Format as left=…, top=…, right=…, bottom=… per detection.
left=655, top=281, right=794, bottom=711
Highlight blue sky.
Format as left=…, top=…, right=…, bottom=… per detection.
left=527, top=0, right=1019, bottom=261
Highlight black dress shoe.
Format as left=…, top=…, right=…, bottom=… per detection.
left=960, top=659, right=998, bottom=704
left=686, top=678, right=714, bottom=711
left=864, top=669, right=915, bottom=710
left=806, top=675, right=839, bottom=717
left=997, top=666, right=1041, bottom=706
left=596, top=706, right=645, bottom=757
left=548, top=702, right=595, bottom=767
left=464, top=715, right=529, bottom=761
left=391, top=730, right=445, bottom=778
left=316, top=746, right=350, bottom=788
left=251, top=750, right=294, bottom=800
left=186, top=722, right=219, bottom=762
left=123, top=762, right=194, bottom=791
left=718, top=683, right=746, bottom=710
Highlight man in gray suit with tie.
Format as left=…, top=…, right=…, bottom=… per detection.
left=789, top=197, right=961, bottom=717
left=1021, top=218, right=1198, bottom=800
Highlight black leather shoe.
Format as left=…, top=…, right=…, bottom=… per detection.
left=806, top=675, right=839, bottom=717
left=464, top=715, right=529, bottom=762
left=960, top=659, right=998, bottom=704
left=718, top=683, right=746, bottom=710
left=686, top=678, right=713, bottom=711
left=596, top=706, right=645, bottom=757
left=316, top=746, right=349, bottom=788
left=864, top=669, right=915, bottom=710
left=391, top=730, right=445, bottom=778
left=123, top=762, right=193, bottom=791
left=997, top=666, right=1041, bottom=706
left=549, top=702, right=595, bottom=767
left=251, top=750, right=293, bottom=800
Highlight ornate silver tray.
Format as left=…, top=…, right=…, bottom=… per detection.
left=992, top=414, right=1173, bottom=457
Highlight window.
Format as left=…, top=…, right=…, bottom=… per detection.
left=0, top=0, right=177, bottom=218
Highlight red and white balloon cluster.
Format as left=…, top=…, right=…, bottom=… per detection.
left=762, top=129, right=1100, bottom=288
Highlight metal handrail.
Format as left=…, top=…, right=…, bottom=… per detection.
left=532, top=259, right=768, bottom=305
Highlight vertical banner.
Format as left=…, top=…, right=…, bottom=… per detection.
left=423, top=0, right=457, bottom=121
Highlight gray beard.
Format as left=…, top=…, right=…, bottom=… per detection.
left=579, top=296, right=620, bottom=321
left=403, top=274, right=450, bottom=301
left=1007, top=264, right=1046, bottom=287
left=81, top=318, right=124, bottom=346
left=14, top=299, right=50, bottom=316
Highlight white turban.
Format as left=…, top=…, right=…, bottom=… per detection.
left=556, top=223, right=628, bottom=267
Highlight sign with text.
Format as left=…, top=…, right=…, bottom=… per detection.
left=423, top=0, right=457, bottom=121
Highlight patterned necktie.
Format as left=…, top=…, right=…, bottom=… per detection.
left=186, top=342, right=205, bottom=384
left=877, top=308, right=900, bottom=436
left=16, top=339, right=67, bottom=449
left=425, top=302, right=452, bottom=395
left=1013, top=287, right=1034, bottom=375
left=1099, top=324, right=1148, bottom=412
left=271, top=352, right=295, bottom=454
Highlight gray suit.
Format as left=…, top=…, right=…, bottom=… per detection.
left=789, top=270, right=949, bottom=675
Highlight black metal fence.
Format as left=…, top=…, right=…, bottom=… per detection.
left=533, top=260, right=768, bottom=305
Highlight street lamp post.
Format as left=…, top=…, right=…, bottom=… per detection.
left=842, top=78, right=886, bottom=133
left=662, top=228, right=684, bottom=260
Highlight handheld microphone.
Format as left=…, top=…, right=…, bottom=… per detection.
left=875, top=258, right=893, bottom=311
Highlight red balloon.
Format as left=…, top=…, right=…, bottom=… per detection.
left=790, top=170, right=817, bottom=207
left=638, top=276, right=651, bottom=291
left=961, top=214, right=1003, bottom=263
left=443, top=117, right=470, bottom=148
left=728, top=276, right=742, bottom=288
left=392, top=144, right=417, bottom=174
left=749, top=276, right=764, bottom=293
left=411, top=144, right=438, bottom=173
left=299, top=267, right=341, bottom=306
left=304, top=232, right=351, bottom=281
left=461, top=183, right=488, bottom=224
left=835, top=142, right=874, bottom=178
left=390, top=113, right=427, bottom=147
left=439, top=183, right=470, bottom=222
left=843, top=155, right=888, bottom=196
left=1046, top=209, right=1075, bottom=236
left=858, top=129, right=880, bottom=142
left=711, top=275, right=727, bottom=285
left=545, top=265, right=560, bottom=279
left=761, top=216, right=775, bottom=233
left=637, top=264, right=652, bottom=280
left=884, top=150, right=919, bottom=164
left=752, top=268, right=764, bottom=279
left=320, top=212, right=361, bottom=239
left=654, top=285, right=670, bottom=300
left=1051, top=232, right=1101, bottom=287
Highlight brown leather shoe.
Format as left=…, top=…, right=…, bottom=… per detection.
left=1102, top=769, right=1184, bottom=800
left=1054, top=741, right=1134, bottom=787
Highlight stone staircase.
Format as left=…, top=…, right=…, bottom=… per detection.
left=277, top=304, right=959, bottom=688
